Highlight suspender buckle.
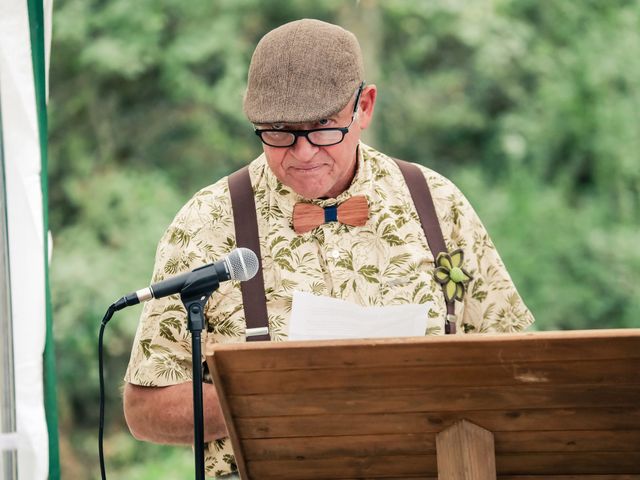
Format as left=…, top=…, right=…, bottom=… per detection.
left=445, top=314, right=457, bottom=335
left=246, top=326, right=269, bottom=338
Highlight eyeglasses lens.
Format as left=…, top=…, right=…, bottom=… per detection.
left=308, top=130, right=343, bottom=146
left=261, top=131, right=294, bottom=147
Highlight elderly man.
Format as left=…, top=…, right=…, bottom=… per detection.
left=123, top=18, right=533, bottom=478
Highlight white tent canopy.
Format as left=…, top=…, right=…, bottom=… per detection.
left=0, top=0, right=54, bottom=478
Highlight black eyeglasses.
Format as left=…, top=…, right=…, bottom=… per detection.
left=254, top=82, right=364, bottom=148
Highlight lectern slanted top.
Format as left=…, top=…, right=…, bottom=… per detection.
left=207, top=329, right=640, bottom=479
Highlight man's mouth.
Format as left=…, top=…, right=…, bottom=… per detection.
left=291, top=164, right=325, bottom=173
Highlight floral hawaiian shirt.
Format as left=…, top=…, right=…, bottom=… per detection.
left=125, top=142, right=534, bottom=477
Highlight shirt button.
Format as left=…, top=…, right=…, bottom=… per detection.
left=330, top=249, right=340, bottom=259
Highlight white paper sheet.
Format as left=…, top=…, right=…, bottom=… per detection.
left=288, top=291, right=430, bottom=340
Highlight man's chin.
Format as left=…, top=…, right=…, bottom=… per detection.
left=288, top=177, right=333, bottom=199
left=293, top=185, right=332, bottom=200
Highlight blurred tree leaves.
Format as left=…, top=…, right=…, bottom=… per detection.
left=376, top=0, right=640, bottom=216
left=48, top=1, right=640, bottom=477
left=51, top=169, right=183, bottom=426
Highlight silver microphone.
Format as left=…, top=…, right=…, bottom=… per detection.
left=113, top=248, right=259, bottom=310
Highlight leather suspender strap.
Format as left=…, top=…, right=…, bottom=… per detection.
left=227, top=159, right=456, bottom=337
left=227, top=166, right=270, bottom=341
left=394, top=159, right=457, bottom=334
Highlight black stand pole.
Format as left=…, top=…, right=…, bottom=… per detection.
left=180, top=267, right=222, bottom=480
left=172, top=268, right=225, bottom=480
left=183, top=296, right=208, bottom=480
left=180, top=269, right=220, bottom=480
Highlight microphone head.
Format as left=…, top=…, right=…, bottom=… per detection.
left=226, top=248, right=259, bottom=281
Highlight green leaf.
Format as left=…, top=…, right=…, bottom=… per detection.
left=168, top=227, right=191, bottom=247
left=140, top=339, right=152, bottom=358
left=290, top=236, right=305, bottom=250
left=358, top=265, right=380, bottom=283
left=274, top=257, right=295, bottom=272
left=159, top=317, right=181, bottom=342
left=270, top=235, right=287, bottom=249
left=383, top=233, right=404, bottom=246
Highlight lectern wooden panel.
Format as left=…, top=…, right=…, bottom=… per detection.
left=206, top=329, right=640, bottom=479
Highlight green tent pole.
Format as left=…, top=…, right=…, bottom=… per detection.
left=26, top=0, right=60, bottom=478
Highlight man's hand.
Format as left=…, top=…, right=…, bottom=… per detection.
left=123, top=381, right=228, bottom=444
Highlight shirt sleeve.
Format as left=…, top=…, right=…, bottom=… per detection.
left=425, top=168, right=535, bottom=333
left=124, top=181, right=236, bottom=386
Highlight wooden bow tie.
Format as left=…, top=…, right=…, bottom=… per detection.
left=292, top=195, right=369, bottom=234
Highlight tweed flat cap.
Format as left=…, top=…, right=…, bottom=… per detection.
left=244, top=19, right=365, bottom=124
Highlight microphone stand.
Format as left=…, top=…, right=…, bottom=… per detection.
left=180, top=272, right=222, bottom=480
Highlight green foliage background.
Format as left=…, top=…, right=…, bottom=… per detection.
left=48, top=0, right=640, bottom=478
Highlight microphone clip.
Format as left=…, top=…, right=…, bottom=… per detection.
left=179, top=263, right=226, bottom=331
left=178, top=262, right=224, bottom=305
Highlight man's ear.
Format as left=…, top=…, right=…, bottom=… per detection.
left=358, top=84, right=377, bottom=130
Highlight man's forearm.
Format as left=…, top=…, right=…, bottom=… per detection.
left=123, top=381, right=228, bottom=444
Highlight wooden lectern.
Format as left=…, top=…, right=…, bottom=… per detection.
left=206, top=329, right=640, bottom=479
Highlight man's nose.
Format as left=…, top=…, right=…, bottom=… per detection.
left=290, top=135, right=319, bottom=160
